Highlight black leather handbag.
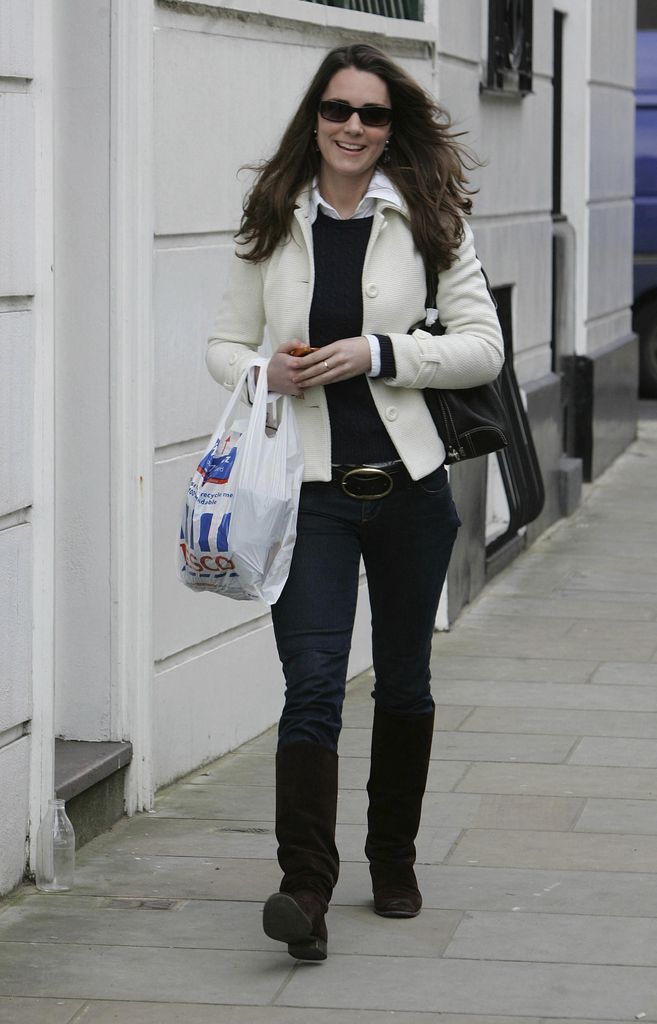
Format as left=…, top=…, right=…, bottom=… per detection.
left=414, top=267, right=510, bottom=465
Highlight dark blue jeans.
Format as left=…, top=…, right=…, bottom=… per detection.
left=271, top=465, right=461, bottom=751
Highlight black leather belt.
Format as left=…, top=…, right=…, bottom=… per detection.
left=331, top=463, right=412, bottom=500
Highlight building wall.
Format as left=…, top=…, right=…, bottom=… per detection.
left=0, top=0, right=35, bottom=893
left=52, top=0, right=114, bottom=741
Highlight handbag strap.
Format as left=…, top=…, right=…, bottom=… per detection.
left=422, top=257, right=499, bottom=318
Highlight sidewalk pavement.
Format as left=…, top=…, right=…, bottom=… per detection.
left=2, top=407, right=657, bottom=1024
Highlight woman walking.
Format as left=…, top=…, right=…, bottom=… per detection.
left=206, top=42, right=503, bottom=961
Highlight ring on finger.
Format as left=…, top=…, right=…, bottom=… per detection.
left=323, top=360, right=330, bottom=370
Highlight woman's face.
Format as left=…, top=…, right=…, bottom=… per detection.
left=316, top=67, right=392, bottom=189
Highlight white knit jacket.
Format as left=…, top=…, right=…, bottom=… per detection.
left=207, top=190, right=504, bottom=482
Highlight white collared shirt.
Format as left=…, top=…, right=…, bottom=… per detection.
left=308, top=169, right=404, bottom=224
left=309, top=171, right=404, bottom=376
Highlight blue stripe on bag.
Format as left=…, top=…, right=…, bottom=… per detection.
left=198, top=512, right=213, bottom=553
left=216, top=512, right=231, bottom=553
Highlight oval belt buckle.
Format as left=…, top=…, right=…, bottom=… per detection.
left=341, top=467, right=394, bottom=500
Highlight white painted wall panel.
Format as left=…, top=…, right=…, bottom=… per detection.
left=0, top=310, right=33, bottom=515
left=154, top=451, right=270, bottom=662
left=53, top=0, right=112, bottom=741
left=477, top=81, right=552, bottom=215
left=436, top=52, right=479, bottom=130
left=0, top=738, right=30, bottom=895
left=590, top=0, right=635, bottom=89
left=589, top=86, right=635, bottom=202
left=154, top=244, right=235, bottom=447
left=154, top=620, right=283, bottom=786
left=0, top=525, right=32, bottom=733
left=154, top=28, right=323, bottom=235
left=0, top=0, right=33, bottom=78
left=532, top=0, right=554, bottom=79
left=586, top=310, right=633, bottom=354
left=0, top=91, right=34, bottom=296
left=440, top=67, right=552, bottom=218
left=587, top=201, right=634, bottom=332
left=472, top=217, right=553, bottom=381
left=154, top=577, right=373, bottom=787
left=436, top=0, right=482, bottom=63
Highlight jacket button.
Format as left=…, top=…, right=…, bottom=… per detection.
left=228, top=353, right=238, bottom=365
left=385, top=406, right=398, bottom=421
left=365, top=283, right=378, bottom=298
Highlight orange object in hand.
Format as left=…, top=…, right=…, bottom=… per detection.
left=290, top=346, right=318, bottom=357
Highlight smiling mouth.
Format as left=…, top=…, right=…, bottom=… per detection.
left=336, top=142, right=366, bottom=152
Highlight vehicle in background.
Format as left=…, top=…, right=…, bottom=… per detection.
left=634, top=24, right=657, bottom=396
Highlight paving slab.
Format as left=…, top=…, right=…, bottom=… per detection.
left=469, top=794, right=584, bottom=831
left=445, top=910, right=657, bottom=966
left=333, top=862, right=657, bottom=917
left=72, top=852, right=281, bottom=902
left=574, top=798, right=657, bottom=835
left=275, top=955, right=657, bottom=1018
left=0, top=943, right=289, bottom=1004
left=429, top=655, right=596, bottom=684
left=569, top=736, right=657, bottom=768
left=466, top=593, right=656, bottom=621
left=0, top=997, right=83, bottom=1024
left=434, top=680, right=657, bottom=712
left=186, top=751, right=471, bottom=794
left=526, top=536, right=657, bottom=564
left=341, top=702, right=474, bottom=731
left=591, top=662, right=657, bottom=686
left=457, top=763, right=657, bottom=799
left=436, top=619, right=657, bottom=662
left=79, top=815, right=453, bottom=865
left=154, top=783, right=276, bottom=821
left=49, top=1008, right=556, bottom=1024
left=187, top=752, right=275, bottom=787
left=90, top=814, right=458, bottom=866
left=463, top=706, right=657, bottom=738
left=0, top=895, right=461, bottom=959
left=447, top=829, right=657, bottom=873
left=339, top=727, right=576, bottom=763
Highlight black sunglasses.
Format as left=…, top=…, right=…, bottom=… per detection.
left=318, top=100, right=393, bottom=127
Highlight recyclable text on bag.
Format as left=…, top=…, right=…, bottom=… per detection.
left=177, top=359, right=304, bottom=603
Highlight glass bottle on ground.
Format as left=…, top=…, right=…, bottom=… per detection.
left=35, top=798, right=76, bottom=892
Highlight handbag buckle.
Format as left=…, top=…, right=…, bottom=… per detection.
left=340, top=467, right=394, bottom=500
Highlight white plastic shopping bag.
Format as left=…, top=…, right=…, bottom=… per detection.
left=177, top=359, right=304, bottom=603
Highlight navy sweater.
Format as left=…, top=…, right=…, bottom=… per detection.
left=309, top=210, right=399, bottom=465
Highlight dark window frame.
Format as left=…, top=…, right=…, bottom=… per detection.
left=482, top=0, right=534, bottom=98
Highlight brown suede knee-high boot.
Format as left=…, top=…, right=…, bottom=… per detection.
left=364, top=705, right=435, bottom=918
left=262, top=742, right=339, bottom=961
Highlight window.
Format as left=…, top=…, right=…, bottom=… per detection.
left=302, top=0, right=423, bottom=21
left=483, top=0, right=533, bottom=97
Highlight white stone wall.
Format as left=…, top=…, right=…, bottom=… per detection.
left=557, top=0, right=635, bottom=356
left=52, top=0, right=113, bottom=741
left=0, top=0, right=35, bottom=893
left=586, top=0, right=635, bottom=354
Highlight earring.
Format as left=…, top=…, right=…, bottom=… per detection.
left=312, top=128, right=320, bottom=154
left=381, top=138, right=391, bottom=165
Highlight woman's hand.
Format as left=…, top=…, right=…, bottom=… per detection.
left=265, top=340, right=310, bottom=396
left=292, top=337, right=372, bottom=389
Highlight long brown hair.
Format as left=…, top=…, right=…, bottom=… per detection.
left=237, top=43, right=477, bottom=271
